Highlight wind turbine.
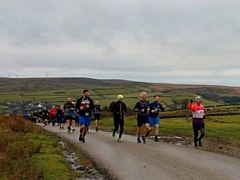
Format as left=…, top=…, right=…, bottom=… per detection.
left=14, top=73, right=18, bottom=78
left=45, top=72, right=49, bottom=78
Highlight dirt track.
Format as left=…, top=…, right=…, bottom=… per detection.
left=40, top=124, right=240, bottom=180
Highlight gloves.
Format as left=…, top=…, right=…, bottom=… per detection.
left=190, top=99, right=193, bottom=103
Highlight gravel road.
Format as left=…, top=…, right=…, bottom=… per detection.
left=41, top=124, right=240, bottom=180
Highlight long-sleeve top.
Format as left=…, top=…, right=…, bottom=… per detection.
left=111, top=101, right=127, bottom=119
left=49, top=108, right=57, bottom=118
left=188, top=102, right=205, bottom=124
left=63, top=102, right=74, bottom=116
left=149, top=101, right=165, bottom=118
left=75, top=96, right=94, bottom=117
left=133, top=100, right=149, bottom=117
left=94, top=105, right=103, bottom=114
left=57, top=108, right=64, bottom=117
left=41, top=109, right=49, bottom=118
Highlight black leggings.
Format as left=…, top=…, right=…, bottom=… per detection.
left=113, top=118, right=124, bottom=138
left=192, top=123, right=205, bottom=145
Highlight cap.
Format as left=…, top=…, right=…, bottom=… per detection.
left=195, top=96, right=201, bottom=100
left=117, top=95, right=124, bottom=99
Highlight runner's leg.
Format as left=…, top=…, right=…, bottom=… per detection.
left=192, top=124, right=199, bottom=148
left=119, top=119, right=124, bottom=139
left=198, top=124, right=205, bottom=146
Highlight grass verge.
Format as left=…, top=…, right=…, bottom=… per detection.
left=0, top=115, right=89, bottom=180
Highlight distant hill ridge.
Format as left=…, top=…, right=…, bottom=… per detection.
left=0, top=77, right=240, bottom=95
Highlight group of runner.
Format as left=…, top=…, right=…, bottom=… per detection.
left=112, top=92, right=205, bottom=148
left=31, top=89, right=206, bottom=148
left=111, top=92, right=166, bottom=143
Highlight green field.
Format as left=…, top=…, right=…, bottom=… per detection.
left=98, top=115, right=240, bottom=140
left=1, top=77, right=240, bottom=115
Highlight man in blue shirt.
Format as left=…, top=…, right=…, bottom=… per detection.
left=148, top=95, right=165, bottom=141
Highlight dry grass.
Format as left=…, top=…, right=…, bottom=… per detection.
left=0, top=115, right=43, bottom=179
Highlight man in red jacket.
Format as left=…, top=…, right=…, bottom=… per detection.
left=188, top=96, right=206, bottom=148
left=49, top=106, right=57, bottom=126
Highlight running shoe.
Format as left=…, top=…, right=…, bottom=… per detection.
left=96, top=127, right=98, bottom=132
left=137, top=137, right=141, bottom=143
left=82, top=138, right=85, bottom=143
left=118, top=138, right=122, bottom=142
left=112, top=130, right=115, bottom=138
left=145, top=130, right=150, bottom=137
left=154, top=136, right=159, bottom=142
left=142, top=136, right=146, bottom=143
left=198, top=140, right=202, bottom=147
left=79, top=134, right=82, bottom=141
left=72, top=129, right=75, bottom=132
left=68, top=127, right=71, bottom=133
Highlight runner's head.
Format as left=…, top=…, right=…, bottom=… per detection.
left=195, top=96, right=201, bottom=104
left=140, top=92, right=147, bottom=100
left=117, top=95, right=123, bottom=102
left=52, top=106, right=55, bottom=109
left=83, top=89, right=90, bottom=98
left=67, top=98, right=71, bottom=103
left=154, top=95, right=159, bottom=102
left=95, top=100, right=99, bottom=105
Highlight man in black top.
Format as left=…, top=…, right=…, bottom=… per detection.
left=32, top=110, right=38, bottom=123
left=42, top=106, right=49, bottom=127
left=93, top=100, right=103, bottom=132
left=75, top=90, right=94, bottom=143
left=111, top=95, right=127, bottom=142
left=133, top=92, right=150, bottom=143
left=64, top=98, right=75, bottom=133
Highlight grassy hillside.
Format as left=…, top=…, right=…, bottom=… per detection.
left=0, top=77, right=240, bottom=112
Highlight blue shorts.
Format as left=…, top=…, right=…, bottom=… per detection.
left=149, top=117, right=160, bottom=127
left=79, top=116, right=91, bottom=126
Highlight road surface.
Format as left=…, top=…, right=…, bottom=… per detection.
left=40, top=124, right=240, bottom=180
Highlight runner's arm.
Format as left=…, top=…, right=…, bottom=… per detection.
left=159, top=103, right=165, bottom=111
left=133, top=102, right=141, bottom=112
left=188, top=101, right=197, bottom=112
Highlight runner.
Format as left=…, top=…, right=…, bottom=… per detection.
left=32, top=110, right=38, bottom=123
left=133, top=92, right=150, bottom=143
left=111, top=95, right=127, bottom=142
left=64, top=98, right=75, bottom=133
left=41, top=106, right=49, bottom=127
left=75, top=90, right=94, bottom=143
left=49, top=106, right=57, bottom=126
left=71, top=102, right=76, bottom=131
left=57, top=105, right=65, bottom=129
left=93, top=100, right=103, bottom=132
left=147, top=95, right=165, bottom=141
left=188, top=96, right=206, bottom=148
left=37, top=109, right=42, bottom=123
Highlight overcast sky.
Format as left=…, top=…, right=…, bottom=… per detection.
left=1, top=0, right=240, bottom=86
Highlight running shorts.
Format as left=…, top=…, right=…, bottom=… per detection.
left=79, top=116, right=92, bottom=126
left=149, top=116, right=160, bottom=127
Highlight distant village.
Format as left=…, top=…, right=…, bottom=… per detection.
left=3, top=101, right=55, bottom=116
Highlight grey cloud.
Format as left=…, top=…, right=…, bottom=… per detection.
left=1, top=0, right=240, bottom=86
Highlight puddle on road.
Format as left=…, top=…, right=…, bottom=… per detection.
left=149, top=135, right=192, bottom=146
left=148, top=135, right=240, bottom=158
